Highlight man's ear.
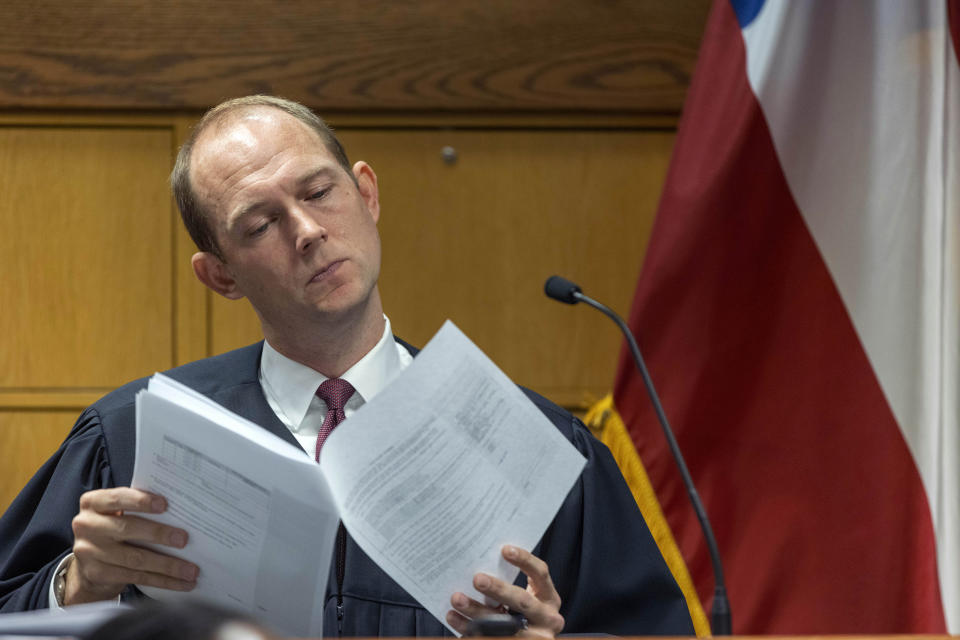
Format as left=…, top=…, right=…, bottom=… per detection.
left=352, top=161, right=380, bottom=223
left=192, top=251, right=244, bottom=300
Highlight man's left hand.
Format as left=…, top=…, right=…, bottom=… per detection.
left=447, top=545, right=564, bottom=637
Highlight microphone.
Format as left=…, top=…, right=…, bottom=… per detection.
left=543, top=275, right=581, bottom=304
left=544, top=275, right=732, bottom=635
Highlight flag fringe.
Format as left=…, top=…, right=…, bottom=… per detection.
left=585, top=394, right=710, bottom=637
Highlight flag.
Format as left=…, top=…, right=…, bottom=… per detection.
left=610, top=0, right=958, bottom=633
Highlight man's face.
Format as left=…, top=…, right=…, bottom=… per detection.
left=189, top=109, right=382, bottom=336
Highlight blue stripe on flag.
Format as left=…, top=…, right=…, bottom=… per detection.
left=729, top=0, right=765, bottom=28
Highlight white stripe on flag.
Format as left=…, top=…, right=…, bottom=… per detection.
left=741, top=0, right=959, bottom=630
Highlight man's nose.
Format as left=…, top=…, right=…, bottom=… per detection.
left=291, top=206, right=327, bottom=254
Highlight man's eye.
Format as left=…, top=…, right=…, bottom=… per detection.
left=308, top=187, right=331, bottom=201
left=249, top=221, right=271, bottom=237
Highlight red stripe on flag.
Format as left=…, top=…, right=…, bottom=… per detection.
left=614, top=0, right=946, bottom=633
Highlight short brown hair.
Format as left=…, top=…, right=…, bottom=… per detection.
left=171, top=95, right=352, bottom=258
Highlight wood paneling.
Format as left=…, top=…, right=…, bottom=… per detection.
left=0, top=411, right=78, bottom=512
left=0, top=115, right=678, bottom=515
left=0, top=0, right=709, bottom=113
left=209, top=128, right=675, bottom=407
left=0, top=126, right=175, bottom=390
left=0, top=392, right=104, bottom=409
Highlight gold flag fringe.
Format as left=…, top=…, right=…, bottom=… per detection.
left=585, top=393, right=711, bottom=637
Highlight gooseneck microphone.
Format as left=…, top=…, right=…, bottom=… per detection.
left=544, top=275, right=731, bottom=636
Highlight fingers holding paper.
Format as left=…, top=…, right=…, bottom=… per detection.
left=65, top=487, right=197, bottom=605
left=447, top=545, right=564, bottom=637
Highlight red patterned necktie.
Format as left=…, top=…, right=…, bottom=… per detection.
left=314, top=378, right=355, bottom=461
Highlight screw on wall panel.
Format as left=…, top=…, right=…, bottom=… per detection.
left=441, top=145, right=458, bottom=165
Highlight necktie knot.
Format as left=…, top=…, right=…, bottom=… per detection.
left=314, top=378, right=355, bottom=461
left=316, top=377, right=355, bottom=413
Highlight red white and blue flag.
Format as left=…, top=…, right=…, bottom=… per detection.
left=614, top=0, right=958, bottom=632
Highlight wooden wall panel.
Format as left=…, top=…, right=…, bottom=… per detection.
left=0, top=0, right=709, bottom=113
left=0, top=116, right=678, bottom=512
left=0, top=127, right=175, bottom=391
left=209, top=128, right=675, bottom=407
left=0, top=411, right=79, bottom=513
left=0, top=120, right=181, bottom=513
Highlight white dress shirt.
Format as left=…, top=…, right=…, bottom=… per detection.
left=259, top=316, right=413, bottom=455
left=50, top=316, right=412, bottom=608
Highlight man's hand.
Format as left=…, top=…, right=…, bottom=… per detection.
left=447, top=545, right=564, bottom=638
left=64, top=488, right=198, bottom=605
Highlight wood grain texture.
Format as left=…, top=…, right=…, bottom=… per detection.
left=0, top=0, right=709, bottom=112
left=0, top=410, right=77, bottom=512
left=209, top=128, right=675, bottom=408
left=0, top=391, right=104, bottom=409
left=0, top=126, right=175, bottom=388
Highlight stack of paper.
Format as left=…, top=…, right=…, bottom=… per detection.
left=133, top=321, right=586, bottom=636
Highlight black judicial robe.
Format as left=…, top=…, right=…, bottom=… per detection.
left=0, top=341, right=695, bottom=636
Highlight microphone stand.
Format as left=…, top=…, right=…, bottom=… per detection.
left=545, top=276, right=731, bottom=635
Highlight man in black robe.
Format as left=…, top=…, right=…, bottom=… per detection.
left=0, top=96, right=695, bottom=637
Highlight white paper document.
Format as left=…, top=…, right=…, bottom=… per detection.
left=132, top=320, right=586, bottom=636
left=132, top=375, right=339, bottom=637
left=320, top=321, right=586, bottom=633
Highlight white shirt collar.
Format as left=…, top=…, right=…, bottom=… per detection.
left=259, top=316, right=410, bottom=432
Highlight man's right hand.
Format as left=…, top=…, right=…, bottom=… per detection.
left=65, top=488, right=198, bottom=605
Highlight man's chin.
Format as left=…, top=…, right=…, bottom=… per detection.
left=308, top=286, right=378, bottom=322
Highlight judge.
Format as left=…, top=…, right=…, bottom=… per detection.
left=0, top=96, right=695, bottom=637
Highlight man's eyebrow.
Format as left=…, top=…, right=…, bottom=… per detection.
left=296, top=166, right=338, bottom=187
left=227, top=167, right=341, bottom=228
left=227, top=200, right=270, bottom=228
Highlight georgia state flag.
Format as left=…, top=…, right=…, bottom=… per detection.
left=614, top=0, right=959, bottom=633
